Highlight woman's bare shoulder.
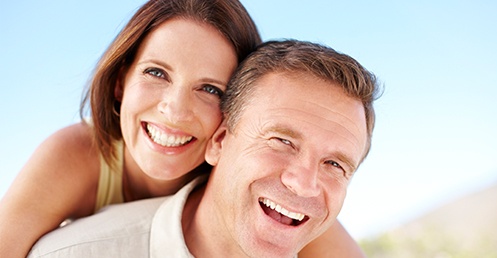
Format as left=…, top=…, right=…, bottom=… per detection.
left=0, top=121, right=101, bottom=257
left=10, top=122, right=101, bottom=216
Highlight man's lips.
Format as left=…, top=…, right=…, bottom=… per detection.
left=259, top=197, right=309, bottom=226
left=146, top=123, right=194, bottom=147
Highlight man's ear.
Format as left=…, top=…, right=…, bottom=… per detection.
left=205, top=121, right=228, bottom=166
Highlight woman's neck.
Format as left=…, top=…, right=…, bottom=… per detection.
left=121, top=150, right=211, bottom=202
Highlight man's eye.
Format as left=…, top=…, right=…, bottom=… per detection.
left=144, top=68, right=166, bottom=78
left=202, top=85, right=224, bottom=97
left=326, top=160, right=343, bottom=170
left=268, top=137, right=296, bottom=151
left=273, top=137, right=294, bottom=148
left=325, top=160, right=352, bottom=178
left=279, top=138, right=292, bottom=146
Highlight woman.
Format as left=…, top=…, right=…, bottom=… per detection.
left=0, top=0, right=364, bottom=257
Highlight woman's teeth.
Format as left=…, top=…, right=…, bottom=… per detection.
left=147, top=124, right=193, bottom=147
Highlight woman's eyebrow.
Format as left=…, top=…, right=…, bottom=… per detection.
left=199, top=77, right=229, bottom=86
left=138, top=59, right=174, bottom=71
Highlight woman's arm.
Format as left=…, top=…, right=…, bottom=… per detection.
left=0, top=123, right=100, bottom=258
left=299, top=220, right=366, bottom=258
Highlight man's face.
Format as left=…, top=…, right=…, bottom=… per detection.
left=205, top=72, right=368, bottom=257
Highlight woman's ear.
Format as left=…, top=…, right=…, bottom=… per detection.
left=114, top=84, right=123, bottom=102
left=205, top=121, right=227, bottom=166
left=114, top=67, right=126, bottom=101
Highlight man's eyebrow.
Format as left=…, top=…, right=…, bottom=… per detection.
left=265, top=125, right=303, bottom=139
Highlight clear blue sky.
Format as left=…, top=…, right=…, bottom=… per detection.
left=1, top=0, right=496, bottom=239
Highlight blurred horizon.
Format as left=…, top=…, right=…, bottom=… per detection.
left=361, top=180, right=497, bottom=256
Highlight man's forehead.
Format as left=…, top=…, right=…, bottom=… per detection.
left=246, top=72, right=337, bottom=114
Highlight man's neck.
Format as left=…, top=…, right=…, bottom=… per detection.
left=182, top=184, right=211, bottom=257
left=182, top=183, right=250, bottom=258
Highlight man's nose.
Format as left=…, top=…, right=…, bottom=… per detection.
left=281, top=159, right=320, bottom=198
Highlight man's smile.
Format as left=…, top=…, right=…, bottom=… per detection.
left=258, top=197, right=309, bottom=226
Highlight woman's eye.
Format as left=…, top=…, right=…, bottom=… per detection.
left=144, top=68, right=166, bottom=79
left=202, top=85, right=224, bottom=97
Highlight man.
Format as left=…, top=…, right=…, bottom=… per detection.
left=28, top=40, right=379, bottom=258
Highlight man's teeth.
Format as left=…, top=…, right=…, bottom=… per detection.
left=147, top=124, right=193, bottom=147
left=261, top=198, right=305, bottom=221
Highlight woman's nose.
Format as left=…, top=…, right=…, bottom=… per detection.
left=157, top=85, right=194, bottom=123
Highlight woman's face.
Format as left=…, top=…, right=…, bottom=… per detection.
left=117, top=18, right=237, bottom=180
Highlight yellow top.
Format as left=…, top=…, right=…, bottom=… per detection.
left=94, top=139, right=124, bottom=212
